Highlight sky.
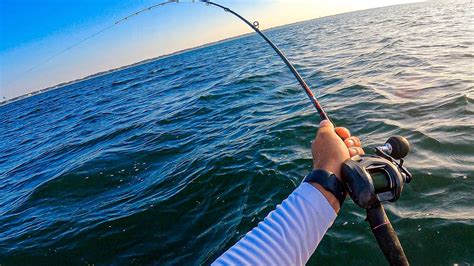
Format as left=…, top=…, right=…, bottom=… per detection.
left=0, top=0, right=419, bottom=100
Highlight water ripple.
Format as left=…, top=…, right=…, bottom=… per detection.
left=0, top=1, right=473, bottom=265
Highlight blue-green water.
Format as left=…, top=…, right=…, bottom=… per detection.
left=1, top=2, right=473, bottom=265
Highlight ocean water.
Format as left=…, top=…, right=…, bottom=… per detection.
left=1, top=1, right=473, bottom=265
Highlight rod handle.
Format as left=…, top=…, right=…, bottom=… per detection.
left=366, top=204, right=409, bottom=266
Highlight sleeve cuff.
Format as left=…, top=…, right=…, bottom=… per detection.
left=294, top=182, right=337, bottom=223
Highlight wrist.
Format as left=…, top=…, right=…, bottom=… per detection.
left=313, top=163, right=342, bottom=180
left=302, top=169, right=346, bottom=213
left=310, top=182, right=341, bottom=213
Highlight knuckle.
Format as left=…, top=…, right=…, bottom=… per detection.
left=353, top=136, right=362, bottom=146
left=349, top=147, right=364, bottom=156
left=349, top=147, right=357, bottom=155
left=344, top=138, right=355, bottom=147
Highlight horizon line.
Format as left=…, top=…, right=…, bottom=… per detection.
left=0, top=1, right=421, bottom=105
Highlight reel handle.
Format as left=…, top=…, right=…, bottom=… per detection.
left=378, top=136, right=410, bottom=159
left=366, top=204, right=409, bottom=266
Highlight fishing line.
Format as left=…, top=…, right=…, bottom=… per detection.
left=7, top=1, right=413, bottom=264
left=3, top=1, right=177, bottom=89
left=204, top=1, right=330, bottom=121
left=6, top=0, right=331, bottom=123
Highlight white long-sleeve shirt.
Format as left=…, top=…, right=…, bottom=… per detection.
left=213, top=182, right=337, bottom=266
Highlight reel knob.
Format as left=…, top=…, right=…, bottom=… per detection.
left=386, top=136, right=410, bottom=159
left=377, top=136, right=410, bottom=159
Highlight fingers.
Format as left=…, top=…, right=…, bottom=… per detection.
left=345, top=136, right=364, bottom=156
left=318, top=121, right=350, bottom=139
left=335, top=127, right=351, bottom=140
left=349, top=147, right=365, bottom=157
left=344, top=136, right=361, bottom=148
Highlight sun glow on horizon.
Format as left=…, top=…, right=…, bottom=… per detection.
left=0, top=0, right=421, bottom=100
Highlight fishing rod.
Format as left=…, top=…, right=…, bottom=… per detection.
left=203, top=2, right=413, bottom=264
left=3, top=1, right=177, bottom=89
left=12, top=1, right=414, bottom=264
left=6, top=0, right=329, bottom=121
left=204, top=1, right=330, bottom=121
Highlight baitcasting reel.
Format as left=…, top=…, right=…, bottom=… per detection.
left=341, top=136, right=413, bottom=265
left=342, top=136, right=412, bottom=209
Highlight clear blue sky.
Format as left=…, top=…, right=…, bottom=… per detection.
left=0, top=0, right=418, bottom=100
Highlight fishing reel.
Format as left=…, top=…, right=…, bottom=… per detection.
left=342, top=136, right=412, bottom=209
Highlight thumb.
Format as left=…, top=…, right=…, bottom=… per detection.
left=318, top=119, right=334, bottom=133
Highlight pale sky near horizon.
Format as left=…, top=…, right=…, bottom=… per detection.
left=0, top=0, right=419, bottom=100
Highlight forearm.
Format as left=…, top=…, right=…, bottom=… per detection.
left=212, top=182, right=337, bottom=266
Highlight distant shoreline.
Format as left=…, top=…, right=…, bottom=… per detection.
left=0, top=32, right=254, bottom=106
left=0, top=7, right=330, bottom=107
left=0, top=1, right=422, bottom=107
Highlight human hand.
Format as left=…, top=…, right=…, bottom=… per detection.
left=311, top=120, right=364, bottom=178
left=309, top=120, right=364, bottom=212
